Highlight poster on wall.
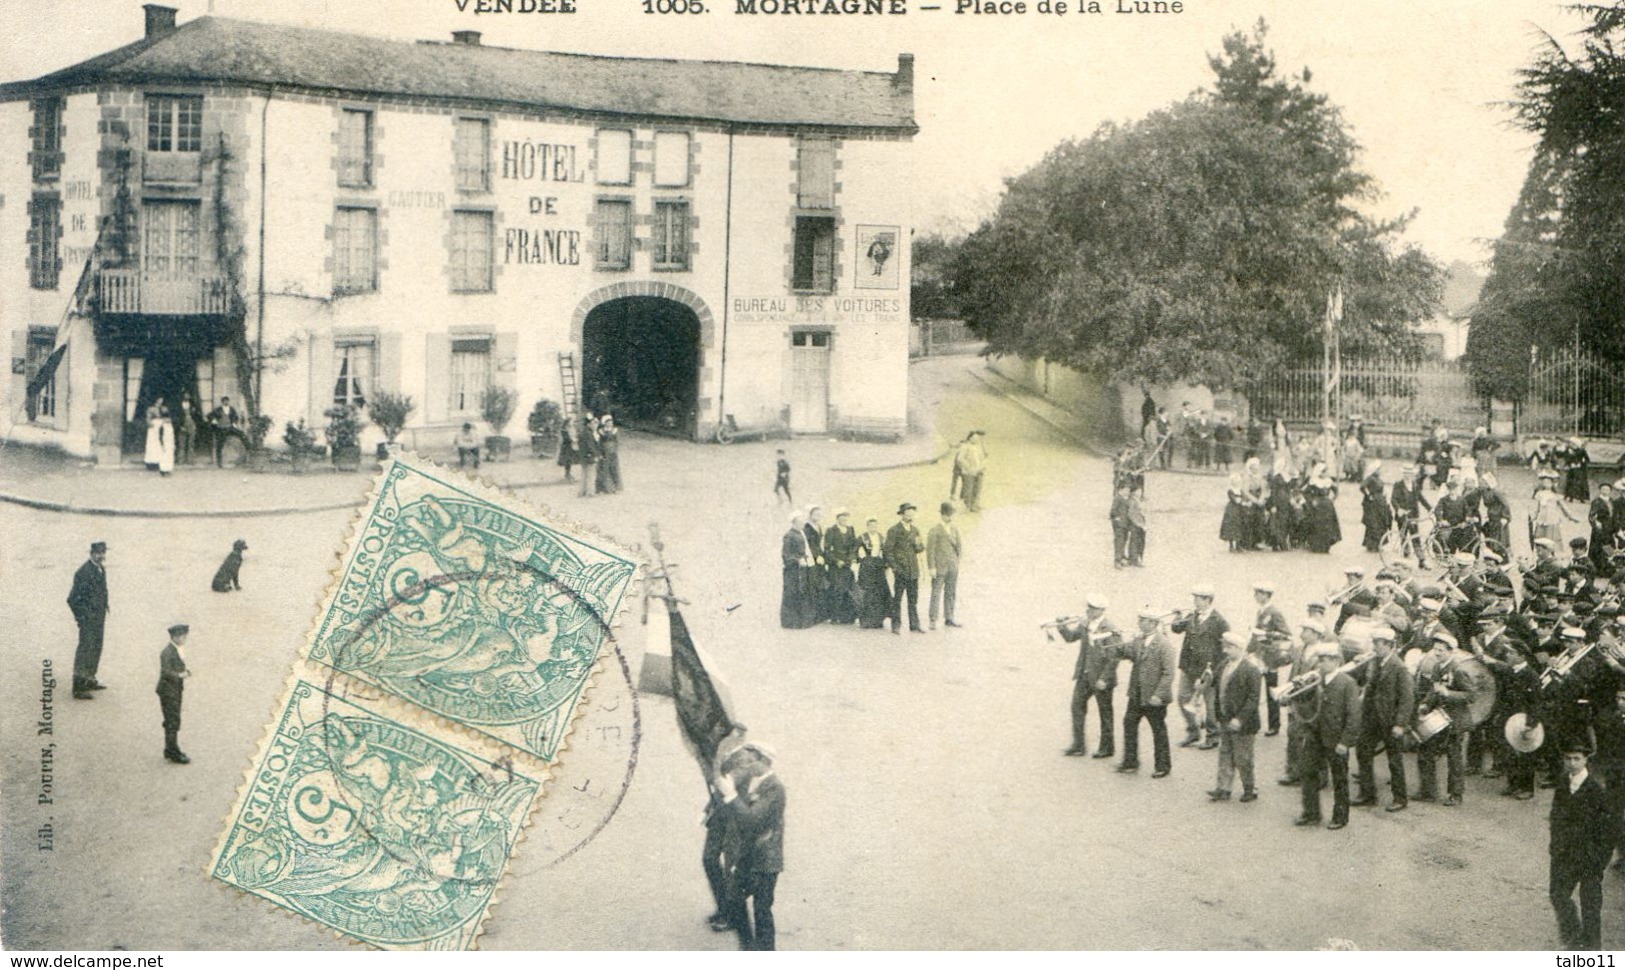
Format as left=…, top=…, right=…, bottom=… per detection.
left=854, top=225, right=899, bottom=291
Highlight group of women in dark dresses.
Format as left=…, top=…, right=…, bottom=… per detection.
left=1219, top=454, right=1344, bottom=554
left=780, top=506, right=894, bottom=630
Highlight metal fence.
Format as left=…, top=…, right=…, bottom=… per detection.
left=910, top=319, right=981, bottom=358
left=1247, top=357, right=1483, bottom=429
left=1521, top=345, right=1625, bottom=438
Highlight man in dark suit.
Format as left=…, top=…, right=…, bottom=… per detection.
left=1249, top=583, right=1293, bottom=737
left=155, top=622, right=191, bottom=764
left=1415, top=629, right=1473, bottom=806
left=1297, top=645, right=1361, bottom=829
left=1592, top=483, right=1616, bottom=573
left=1059, top=596, right=1122, bottom=758
left=1171, top=586, right=1228, bottom=749
left=1209, top=631, right=1261, bottom=802
left=1354, top=624, right=1413, bottom=812
left=925, top=502, right=962, bottom=630
left=1550, top=740, right=1613, bottom=949
left=1118, top=608, right=1178, bottom=779
left=717, top=742, right=786, bottom=951
left=67, top=541, right=110, bottom=699
left=884, top=503, right=925, bottom=635
left=207, top=396, right=241, bottom=467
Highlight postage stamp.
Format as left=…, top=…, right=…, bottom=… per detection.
left=210, top=679, right=543, bottom=950
left=303, top=458, right=640, bottom=761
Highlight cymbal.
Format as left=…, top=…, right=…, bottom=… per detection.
left=1505, top=712, right=1545, bottom=754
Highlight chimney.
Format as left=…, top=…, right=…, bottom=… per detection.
left=452, top=30, right=482, bottom=45
left=893, top=53, right=914, bottom=94
left=143, top=4, right=178, bottom=39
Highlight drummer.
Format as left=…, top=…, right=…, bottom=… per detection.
left=1414, top=629, right=1473, bottom=807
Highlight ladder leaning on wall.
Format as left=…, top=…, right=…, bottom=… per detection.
left=557, top=352, right=580, bottom=421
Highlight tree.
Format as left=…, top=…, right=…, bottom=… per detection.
left=951, top=21, right=1442, bottom=390
left=1470, top=0, right=1625, bottom=399
left=909, top=232, right=963, bottom=320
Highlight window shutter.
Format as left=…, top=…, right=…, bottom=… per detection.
left=494, top=331, right=518, bottom=391
left=307, top=334, right=335, bottom=423
left=424, top=333, right=451, bottom=423
left=379, top=332, right=402, bottom=396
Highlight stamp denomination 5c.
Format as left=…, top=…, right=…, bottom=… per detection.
left=304, top=459, right=639, bottom=761
left=210, top=679, right=542, bottom=950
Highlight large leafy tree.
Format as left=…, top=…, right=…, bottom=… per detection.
left=953, top=22, right=1442, bottom=389
left=1470, top=1, right=1625, bottom=398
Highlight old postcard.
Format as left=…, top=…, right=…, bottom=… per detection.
left=3, top=0, right=1621, bottom=953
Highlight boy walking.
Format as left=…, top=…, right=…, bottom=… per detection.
left=157, top=623, right=192, bottom=764
left=774, top=450, right=792, bottom=504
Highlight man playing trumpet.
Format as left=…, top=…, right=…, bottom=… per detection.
left=1171, top=585, right=1228, bottom=750
left=1058, top=596, right=1123, bottom=759
left=1249, top=582, right=1293, bottom=737
left=1294, top=644, right=1363, bottom=830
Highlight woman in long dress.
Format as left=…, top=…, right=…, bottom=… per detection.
left=1359, top=459, right=1391, bottom=552
left=803, top=506, right=829, bottom=624
left=143, top=399, right=164, bottom=470
left=856, top=517, right=891, bottom=629
left=155, top=405, right=175, bottom=476
left=595, top=414, right=622, bottom=494
left=1220, top=473, right=1246, bottom=552
left=1240, top=456, right=1269, bottom=550
left=1531, top=474, right=1579, bottom=547
left=781, top=513, right=814, bottom=629
left=1303, top=466, right=1342, bottom=554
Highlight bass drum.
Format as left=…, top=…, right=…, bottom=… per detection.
left=1456, top=656, right=1499, bottom=728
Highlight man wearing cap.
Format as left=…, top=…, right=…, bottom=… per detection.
left=1172, top=587, right=1228, bottom=750
left=954, top=430, right=987, bottom=513
left=1279, top=618, right=1333, bottom=787
left=1471, top=605, right=1528, bottom=784
left=884, top=503, right=925, bottom=634
left=156, top=623, right=192, bottom=764
left=1060, top=597, right=1122, bottom=758
left=1354, top=625, right=1412, bottom=812
left=1209, top=631, right=1261, bottom=802
left=1529, top=538, right=1564, bottom=601
left=1296, top=644, right=1362, bottom=829
left=1549, top=739, right=1612, bottom=949
left=926, top=502, right=963, bottom=631
left=67, top=541, right=111, bottom=699
left=1389, top=468, right=1421, bottom=564
left=1118, top=608, right=1178, bottom=778
left=1415, top=629, right=1473, bottom=806
left=715, top=742, right=786, bottom=950
left=1249, top=583, right=1292, bottom=736
left=1433, top=478, right=1472, bottom=553
left=1333, top=566, right=1378, bottom=635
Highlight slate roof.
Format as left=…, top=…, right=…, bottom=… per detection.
left=1, top=15, right=916, bottom=131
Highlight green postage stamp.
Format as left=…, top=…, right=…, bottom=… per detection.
left=212, top=679, right=542, bottom=950
left=305, top=459, right=639, bottom=761
left=213, top=458, right=639, bottom=948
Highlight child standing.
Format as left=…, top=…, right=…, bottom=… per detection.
left=1109, top=482, right=1132, bottom=569
left=774, top=449, right=793, bottom=504
left=157, top=623, right=192, bottom=764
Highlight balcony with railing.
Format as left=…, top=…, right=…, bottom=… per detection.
left=96, top=269, right=232, bottom=316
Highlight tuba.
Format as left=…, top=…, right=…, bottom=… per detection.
left=1274, top=652, right=1374, bottom=706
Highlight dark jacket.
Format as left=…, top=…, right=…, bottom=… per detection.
left=1214, top=657, right=1262, bottom=735
left=824, top=524, right=859, bottom=569
left=1061, top=617, right=1123, bottom=688
left=1307, top=671, right=1362, bottom=750
left=725, top=773, right=786, bottom=874
left=1361, top=653, right=1415, bottom=734
left=781, top=529, right=809, bottom=569
left=67, top=560, right=109, bottom=624
left=1171, top=610, right=1229, bottom=675
left=883, top=521, right=924, bottom=580
left=1550, top=773, right=1613, bottom=874
left=156, top=642, right=187, bottom=698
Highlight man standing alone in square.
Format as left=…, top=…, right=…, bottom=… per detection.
left=926, top=502, right=962, bottom=630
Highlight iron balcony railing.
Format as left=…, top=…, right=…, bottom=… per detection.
left=96, top=269, right=231, bottom=315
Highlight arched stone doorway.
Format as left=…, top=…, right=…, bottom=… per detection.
left=580, top=296, right=703, bottom=438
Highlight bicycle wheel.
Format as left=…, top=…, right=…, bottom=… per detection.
left=1379, top=526, right=1407, bottom=567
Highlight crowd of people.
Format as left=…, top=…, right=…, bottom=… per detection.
left=138, top=395, right=246, bottom=474
left=1055, top=493, right=1625, bottom=948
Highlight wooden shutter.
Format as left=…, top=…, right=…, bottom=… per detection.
left=494, top=331, right=518, bottom=391
left=306, top=333, right=334, bottom=423
left=424, top=333, right=451, bottom=423
left=379, top=332, right=402, bottom=396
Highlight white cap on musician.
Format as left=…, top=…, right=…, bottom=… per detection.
left=1430, top=630, right=1458, bottom=648
left=1138, top=605, right=1163, bottom=621
left=1252, top=582, right=1275, bottom=595
left=1561, top=627, right=1587, bottom=641
left=1087, top=594, right=1109, bottom=610
left=1191, top=584, right=1215, bottom=599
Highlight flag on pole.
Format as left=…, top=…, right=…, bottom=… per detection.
left=666, top=602, right=737, bottom=773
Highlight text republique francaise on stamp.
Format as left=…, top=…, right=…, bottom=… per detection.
left=210, top=458, right=640, bottom=949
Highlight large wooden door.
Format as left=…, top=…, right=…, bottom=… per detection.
left=789, top=331, right=830, bottom=433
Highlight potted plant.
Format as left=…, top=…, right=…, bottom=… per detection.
left=368, top=391, right=415, bottom=460
left=283, top=418, right=317, bottom=474
left=481, top=385, right=518, bottom=463
left=324, top=404, right=367, bottom=471
left=527, top=399, right=564, bottom=459
left=246, top=413, right=274, bottom=471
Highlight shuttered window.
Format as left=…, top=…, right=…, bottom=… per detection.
left=791, top=216, right=835, bottom=293
left=450, top=210, right=494, bottom=292
left=333, top=207, right=378, bottom=294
